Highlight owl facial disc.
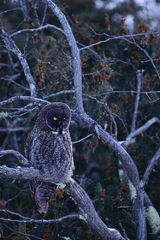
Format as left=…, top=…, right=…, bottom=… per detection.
left=44, top=104, right=71, bottom=134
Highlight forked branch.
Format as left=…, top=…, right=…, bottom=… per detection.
left=0, top=165, right=124, bottom=240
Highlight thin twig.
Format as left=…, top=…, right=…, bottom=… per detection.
left=80, top=28, right=160, bottom=51
left=72, top=133, right=94, bottom=144
left=10, top=24, right=64, bottom=37
left=1, top=27, right=37, bottom=97
left=131, top=70, right=143, bottom=133
left=142, top=146, right=160, bottom=186
left=41, top=2, right=48, bottom=26
left=0, top=209, right=79, bottom=223
left=131, top=38, right=160, bottom=81
left=0, top=8, right=21, bottom=15
left=0, top=127, right=27, bottom=132
left=43, top=90, right=75, bottom=99
left=0, top=95, right=49, bottom=107
left=125, top=117, right=160, bottom=146
left=20, top=0, right=31, bottom=21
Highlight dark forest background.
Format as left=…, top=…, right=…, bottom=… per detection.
left=0, top=0, right=160, bottom=239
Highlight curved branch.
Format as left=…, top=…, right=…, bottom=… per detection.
left=72, top=111, right=140, bottom=189
left=0, top=165, right=124, bottom=240
left=125, top=117, right=160, bottom=147
left=72, top=111, right=146, bottom=240
left=142, top=146, right=160, bottom=186
left=1, top=27, right=37, bottom=97
left=65, top=179, right=124, bottom=240
left=43, top=0, right=84, bottom=113
left=0, top=150, right=28, bottom=166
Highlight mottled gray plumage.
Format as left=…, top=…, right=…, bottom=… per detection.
left=25, top=103, right=74, bottom=213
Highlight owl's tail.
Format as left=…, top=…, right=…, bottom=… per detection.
left=30, top=181, right=55, bottom=213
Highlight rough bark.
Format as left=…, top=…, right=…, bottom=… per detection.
left=0, top=166, right=124, bottom=240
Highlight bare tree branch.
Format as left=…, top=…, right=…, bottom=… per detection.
left=0, top=127, right=26, bottom=132
left=0, top=150, right=28, bottom=165
left=80, top=29, right=160, bottom=81
left=0, top=95, right=49, bottom=107
left=84, top=93, right=118, bottom=137
left=0, top=209, right=79, bottom=223
left=72, top=133, right=94, bottom=144
left=0, top=8, right=21, bottom=15
left=10, top=24, right=64, bottom=38
left=44, top=90, right=75, bottom=99
left=142, top=146, right=160, bottom=186
left=0, top=2, right=159, bottom=239
left=80, top=31, right=160, bottom=51
left=73, top=112, right=146, bottom=240
left=43, top=0, right=84, bottom=113
left=72, top=111, right=140, bottom=189
left=43, top=1, right=147, bottom=238
left=41, top=1, right=48, bottom=26
left=131, top=38, right=160, bottom=81
left=131, top=70, right=143, bottom=133
left=20, top=0, right=31, bottom=22
left=93, top=90, right=160, bottom=95
left=0, top=26, right=37, bottom=97
left=0, top=165, right=124, bottom=240
left=125, top=117, right=160, bottom=147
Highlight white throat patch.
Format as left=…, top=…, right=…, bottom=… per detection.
left=51, top=131, right=66, bottom=135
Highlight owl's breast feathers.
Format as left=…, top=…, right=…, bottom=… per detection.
left=25, top=128, right=74, bottom=183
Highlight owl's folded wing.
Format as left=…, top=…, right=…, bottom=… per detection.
left=24, top=131, right=34, bottom=161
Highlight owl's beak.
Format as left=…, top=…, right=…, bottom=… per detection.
left=58, top=125, right=63, bottom=134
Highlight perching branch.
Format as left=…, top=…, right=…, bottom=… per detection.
left=0, top=165, right=124, bottom=240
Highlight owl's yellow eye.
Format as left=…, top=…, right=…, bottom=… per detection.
left=53, top=116, right=58, bottom=121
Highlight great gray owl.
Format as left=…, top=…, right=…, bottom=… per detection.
left=24, top=102, right=74, bottom=213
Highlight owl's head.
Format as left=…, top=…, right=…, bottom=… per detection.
left=36, top=103, right=71, bottom=134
